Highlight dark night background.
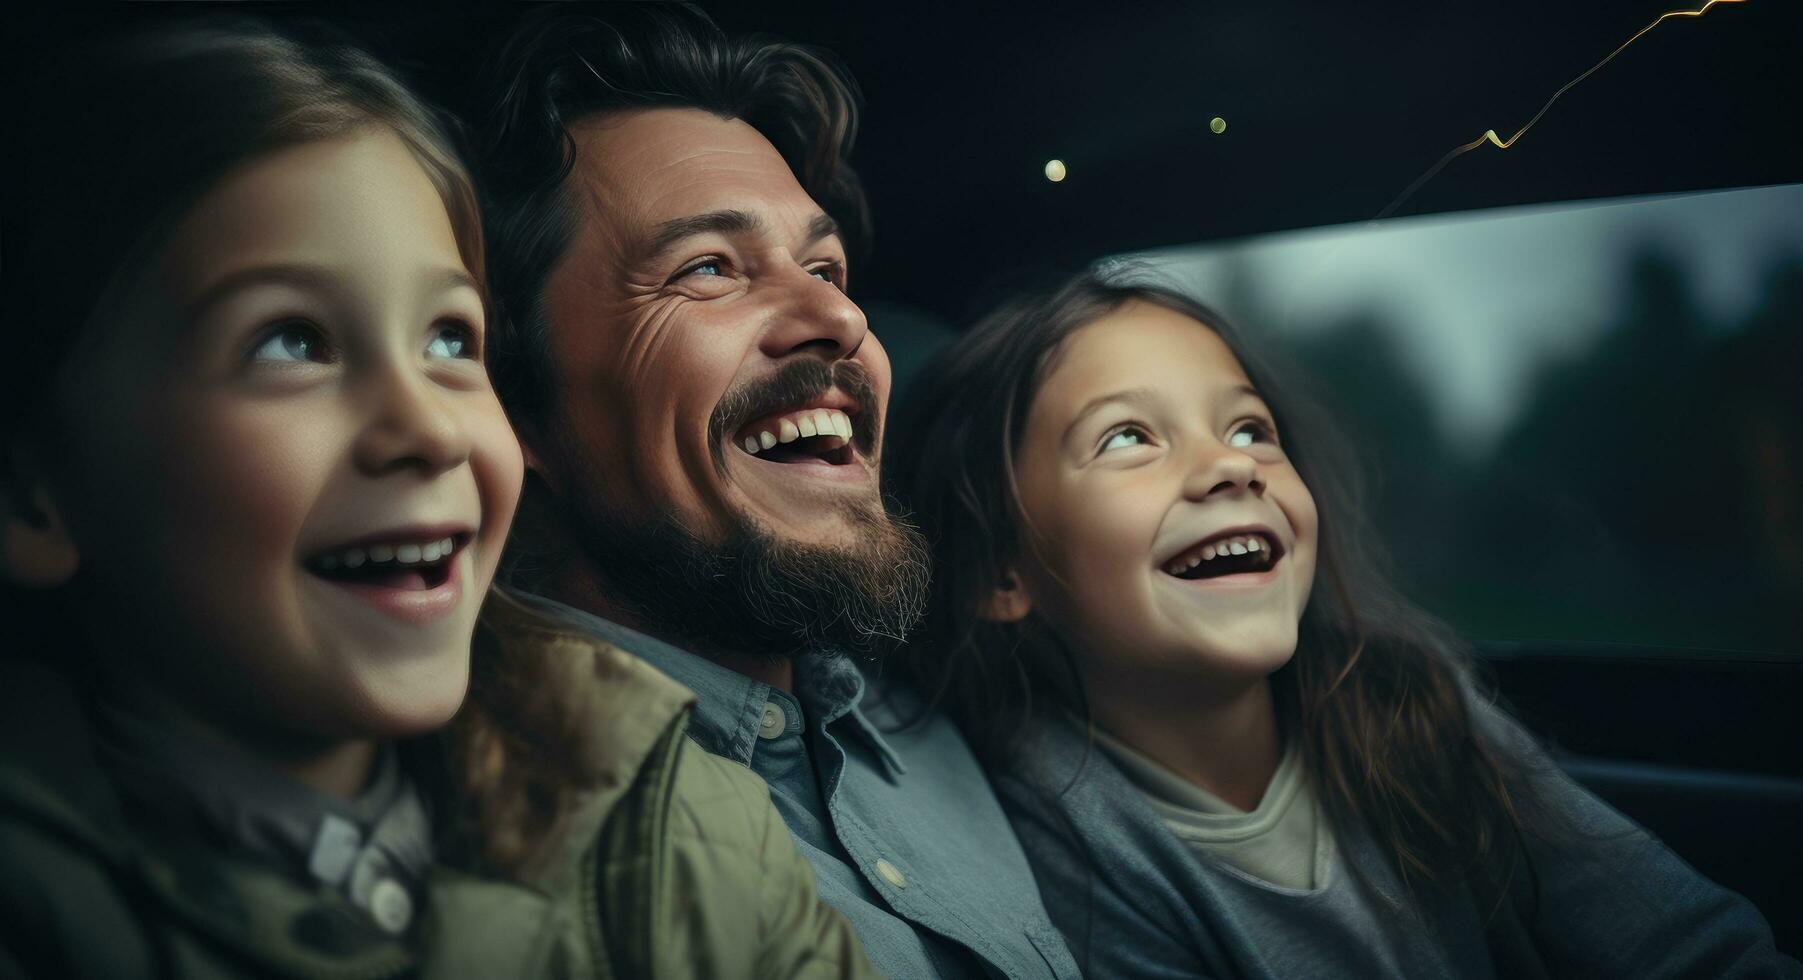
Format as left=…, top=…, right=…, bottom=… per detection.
left=10, top=0, right=1803, bottom=949
left=22, top=1, right=1801, bottom=317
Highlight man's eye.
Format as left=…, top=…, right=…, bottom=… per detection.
left=680, top=259, right=723, bottom=279
left=1100, top=425, right=1151, bottom=453
left=426, top=319, right=479, bottom=360
left=808, top=263, right=845, bottom=287
left=249, top=321, right=330, bottom=363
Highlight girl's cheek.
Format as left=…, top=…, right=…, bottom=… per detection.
left=140, top=393, right=333, bottom=584
left=465, top=398, right=525, bottom=583
left=1081, top=474, right=1163, bottom=564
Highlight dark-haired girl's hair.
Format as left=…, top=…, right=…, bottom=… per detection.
left=888, top=267, right=1533, bottom=893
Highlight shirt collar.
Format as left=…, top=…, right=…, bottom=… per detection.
left=796, top=650, right=908, bottom=777
left=91, top=698, right=434, bottom=898
left=514, top=591, right=906, bottom=776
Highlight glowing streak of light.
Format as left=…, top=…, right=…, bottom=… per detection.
left=1376, top=0, right=1748, bottom=220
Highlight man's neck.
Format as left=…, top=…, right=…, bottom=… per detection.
left=541, top=566, right=796, bottom=693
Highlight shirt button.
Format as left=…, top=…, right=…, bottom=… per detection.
left=875, top=858, right=907, bottom=889
left=368, top=878, right=413, bottom=934
left=758, top=702, right=787, bottom=740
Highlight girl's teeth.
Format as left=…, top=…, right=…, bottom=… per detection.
left=1166, top=534, right=1280, bottom=576
left=317, top=537, right=458, bottom=572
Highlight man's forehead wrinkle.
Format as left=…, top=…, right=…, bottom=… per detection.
left=643, top=209, right=762, bottom=262
left=560, top=172, right=639, bottom=286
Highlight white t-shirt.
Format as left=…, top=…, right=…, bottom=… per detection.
left=1093, top=729, right=1336, bottom=890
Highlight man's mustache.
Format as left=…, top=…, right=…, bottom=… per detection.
left=708, top=360, right=880, bottom=469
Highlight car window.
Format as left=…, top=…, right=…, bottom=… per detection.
left=1120, top=184, right=1803, bottom=657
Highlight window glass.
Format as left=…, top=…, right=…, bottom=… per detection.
left=1122, top=184, right=1803, bottom=656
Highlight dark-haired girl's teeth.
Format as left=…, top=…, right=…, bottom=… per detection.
left=1164, top=534, right=1276, bottom=576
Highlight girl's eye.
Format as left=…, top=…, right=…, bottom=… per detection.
left=1099, top=425, right=1152, bottom=453
left=1227, top=420, right=1276, bottom=448
left=249, top=320, right=330, bottom=364
left=425, top=319, right=479, bottom=360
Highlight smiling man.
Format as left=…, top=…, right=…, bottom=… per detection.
left=474, top=7, right=1078, bottom=978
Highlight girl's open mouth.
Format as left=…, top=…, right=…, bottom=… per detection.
left=1162, top=531, right=1285, bottom=581
left=306, top=532, right=471, bottom=591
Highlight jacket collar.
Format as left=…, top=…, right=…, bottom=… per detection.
left=0, top=592, right=700, bottom=979
left=468, top=587, right=699, bottom=889
left=0, top=658, right=430, bottom=978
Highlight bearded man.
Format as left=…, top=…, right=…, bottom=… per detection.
left=475, top=7, right=1079, bottom=978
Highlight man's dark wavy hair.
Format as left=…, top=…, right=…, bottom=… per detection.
left=475, top=3, right=872, bottom=432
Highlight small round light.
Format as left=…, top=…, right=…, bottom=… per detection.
left=1210, top=116, right=1227, bottom=134
left=1043, top=159, right=1067, bottom=182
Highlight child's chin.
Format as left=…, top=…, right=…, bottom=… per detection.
left=324, top=647, right=473, bottom=737
left=1178, top=631, right=1300, bottom=679
left=351, top=679, right=471, bottom=739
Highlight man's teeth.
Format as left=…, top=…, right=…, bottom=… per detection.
left=1164, top=534, right=1272, bottom=575
left=316, top=536, right=456, bottom=572
left=742, top=409, right=855, bottom=455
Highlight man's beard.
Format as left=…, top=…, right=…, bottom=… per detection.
left=544, top=487, right=932, bottom=661
left=511, top=359, right=931, bottom=660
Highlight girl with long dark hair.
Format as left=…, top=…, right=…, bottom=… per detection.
left=890, top=268, right=1795, bottom=977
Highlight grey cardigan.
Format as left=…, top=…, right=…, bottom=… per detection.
left=995, top=702, right=1799, bottom=978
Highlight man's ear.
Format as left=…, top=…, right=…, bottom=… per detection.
left=979, top=568, right=1033, bottom=623
left=2, top=448, right=79, bottom=587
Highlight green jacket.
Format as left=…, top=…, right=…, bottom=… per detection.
left=0, top=590, right=878, bottom=979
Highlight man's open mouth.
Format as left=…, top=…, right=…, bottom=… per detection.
left=736, top=406, right=859, bottom=465
left=1162, top=530, right=1285, bottom=581
left=305, top=532, right=471, bottom=591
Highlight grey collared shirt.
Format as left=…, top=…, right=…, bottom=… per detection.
left=93, top=700, right=432, bottom=936
left=516, top=591, right=1079, bottom=980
